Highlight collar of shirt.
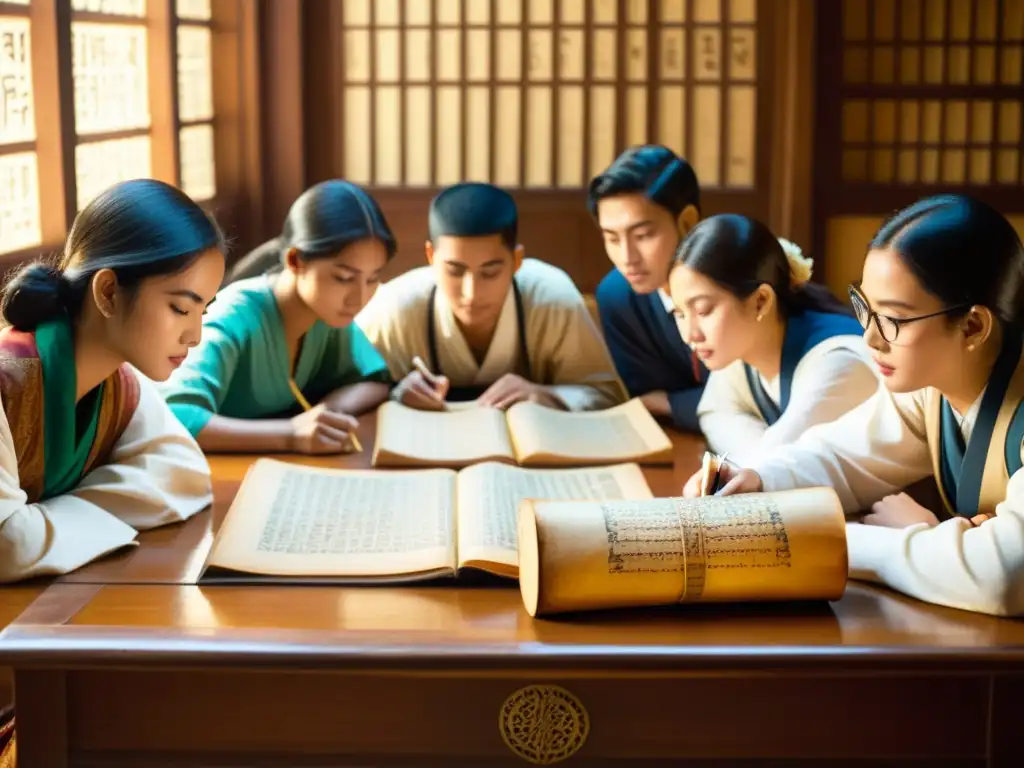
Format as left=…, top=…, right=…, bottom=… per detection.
left=948, top=388, right=986, bottom=444
left=657, top=287, right=675, bottom=314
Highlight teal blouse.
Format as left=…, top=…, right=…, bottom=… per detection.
left=160, top=276, right=389, bottom=436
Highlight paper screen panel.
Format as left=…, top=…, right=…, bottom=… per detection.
left=495, top=86, right=521, bottom=186
left=72, top=0, right=145, bottom=16
left=374, top=85, right=401, bottom=185
left=589, top=85, right=616, bottom=178
left=525, top=85, right=552, bottom=187
left=404, top=28, right=430, bottom=83
left=178, top=25, right=213, bottom=122
left=405, top=86, right=431, bottom=186
left=0, top=151, right=41, bottom=254
left=179, top=123, right=216, bottom=201
left=0, top=16, right=34, bottom=145
left=76, top=135, right=151, bottom=211
left=177, top=0, right=211, bottom=20
left=435, top=86, right=461, bottom=185
left=344, top=86, right=372, bottom=184
left=557, top=85, right=584, bottom=187
left=72, top=22, right=150, bottom=134
left=375, top=0, right=400, bottom=26
left=465, top=86, right=490, bottom=180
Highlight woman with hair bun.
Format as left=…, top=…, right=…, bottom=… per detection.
left=700, top=195, right=1024, bottom=617
left=0, top=178, right=226, bottom=583
left=672, top=214, right=878, bottom=474
left=160, top=180, right=396, bottom=454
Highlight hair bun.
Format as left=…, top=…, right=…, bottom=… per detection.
left=1, top=262, right=68, bottom=331
left=778, top=237, right=813, bottom=287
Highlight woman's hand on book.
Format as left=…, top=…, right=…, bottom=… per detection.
left=683, top=463, right=762, bottom=497
left=395, top=369, right=449, bottom=410
left=290, top=404, right=360, bottom=454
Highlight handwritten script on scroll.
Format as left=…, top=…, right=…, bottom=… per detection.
left=601, top=495, right=792, bottom=600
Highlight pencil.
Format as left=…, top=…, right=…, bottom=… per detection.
left=411, top=355, right=433, bottom=380
left=289, top=377, right=363, bottom=453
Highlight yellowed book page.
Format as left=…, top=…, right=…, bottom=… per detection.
left=518, top=488, right=848, bottom=616
left=455, top=461, right=653, bottom=575
left=206, top=459, right=457, bottom=578
left=506, top=398, right=673, bottom=465
left=373, top=401, right=515, bottom=467
left=444, top=399, right=480, bottom=411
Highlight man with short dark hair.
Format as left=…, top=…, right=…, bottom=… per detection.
left=590, top=145, right=707, bottom=431
left=357, top=182, right=626, bottom=412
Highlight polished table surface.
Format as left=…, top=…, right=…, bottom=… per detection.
left=3, top=413, right=1024, bottom=766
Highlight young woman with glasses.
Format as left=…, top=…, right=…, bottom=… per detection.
left=694, top=194, right=1024, bottom=617
left=670, top=214, right=879, bottom=478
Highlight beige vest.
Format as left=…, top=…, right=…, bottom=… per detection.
left=924, top=353, right=1024, bottom=517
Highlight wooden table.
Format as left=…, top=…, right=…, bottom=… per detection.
left=3, top=417, right=1024, bottom=767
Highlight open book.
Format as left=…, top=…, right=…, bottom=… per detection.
left=517, top=488, right=848, bottom=616
left=372, top=397, right=674, bottom=469
left=199, top=458, right=653, bottom=584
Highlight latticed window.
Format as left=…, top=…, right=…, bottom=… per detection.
left=339, top=0, right=763, bottom=194
left=0, top=0, right=228, bottom=258
left=818, top=0, right=1024, bottom=217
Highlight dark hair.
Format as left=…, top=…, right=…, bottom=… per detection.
left=427, top=182, right=517, bottom=251
left=587, top=144, right=700, bottom=219
left=2, top=179, right=225, bottom=331
left=225, top=180, right=397, bottom=285
left=672, top=214, right=852, bottom=318
left=870, top=194, right=1024, bottom=330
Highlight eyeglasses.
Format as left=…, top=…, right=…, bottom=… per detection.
left=848, top=285, right=970, bottom=343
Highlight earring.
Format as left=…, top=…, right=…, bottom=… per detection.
left=756, top=314, right=763, bottom=322
left=967, top=344, right=976, bottom=352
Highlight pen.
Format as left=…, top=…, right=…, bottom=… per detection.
left=288, top=377, right=363, bottom=453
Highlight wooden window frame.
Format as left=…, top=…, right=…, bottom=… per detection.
left=0, top=0, right=253, bottom=271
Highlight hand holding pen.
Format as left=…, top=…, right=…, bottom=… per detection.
left=395, top=355, right=450, bottom=411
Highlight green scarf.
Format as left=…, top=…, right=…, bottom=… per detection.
left=35, top=318, right=104, bottom=498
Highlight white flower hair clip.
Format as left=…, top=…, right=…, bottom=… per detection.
left=778, top=237, right=813, bottom=287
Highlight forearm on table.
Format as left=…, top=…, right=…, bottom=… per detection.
left=196, top=414, right=293, bottom=453
left=322, top=381, right=391, bottom=414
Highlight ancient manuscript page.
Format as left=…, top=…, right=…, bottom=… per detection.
left=372, top=401, right=516, bottom=468
left=506, top=398, right=674, bottom=466
left=455, top=461, right=653, bottom=576
left=205, top=459, right=457, bottom=579
left=517, top=487, right=848, bottom=616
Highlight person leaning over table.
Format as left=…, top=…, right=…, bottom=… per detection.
left=159, top=180, right=395, bottom=455
left=671, top=213, right=878, bottom=474
left=590, top=145, right=709, bottom=430
left=688, top=194, right=1024, bottom=617
left=355, top=181, right=627, bottom=411
left=0, top=178, right=225, bottom=583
